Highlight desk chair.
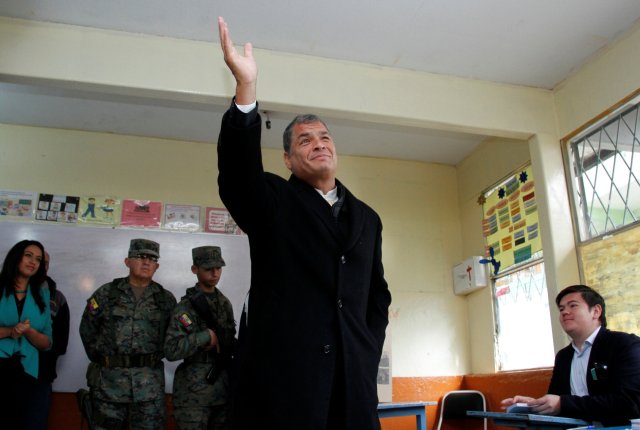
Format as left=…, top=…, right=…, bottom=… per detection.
left=436, top=390, right=487, bottom=430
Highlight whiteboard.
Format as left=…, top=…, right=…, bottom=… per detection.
left=0, top=221, right=251, bottom=393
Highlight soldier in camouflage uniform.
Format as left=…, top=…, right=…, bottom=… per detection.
left=79, top=238, right=177, bottom=430
left=165, top=246, right=236, bottom=430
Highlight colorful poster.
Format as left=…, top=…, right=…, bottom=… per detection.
left=35, top=194, right=80, bottom=223
left=120, top=199, right=162, bottom=228
left=0, top=190, right=37, bottom=219
left=78, top=195, right=122, bottom=226
left=481, top=165, right=541, bottom=272
left=164, top=204, right=201, bottom=232
left=204, top=207, right=244, bottom=235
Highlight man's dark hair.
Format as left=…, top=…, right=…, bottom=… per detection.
left=282, top=114, right=330, bottom=154
left=556, top=284, right=607, bottom=328
left=0, top=240, right=47, bottom=312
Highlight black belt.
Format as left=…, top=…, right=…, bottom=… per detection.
left=99, top=353, right=162, bottom=368
left=185, top=351, right=215, bottom=364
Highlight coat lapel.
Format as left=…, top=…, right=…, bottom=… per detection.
left=288, top=175, right=342, bottom=241
left=343, top=186, right=364, bottom=253
left=586, top=328, right=607, bottom=393
left=287, top=175, right=366, bottom=252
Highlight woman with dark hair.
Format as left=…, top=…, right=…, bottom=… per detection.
left=0, top=240, right=52, bottom=429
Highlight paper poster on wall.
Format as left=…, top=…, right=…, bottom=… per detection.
left=35, top=193, right=80, bottom=223
left=78, top=195, right=122, bottom=226
left=0, top=190, right=37, bottom=219
left=120, top=199, right=162, bottom=228
left=482, top=165, right=541, bottom=271
left=164, top=204, right=201, bottom=232
left=376, top=325, right=392, bottom=402
left=204, top=207, right=244, bottom=235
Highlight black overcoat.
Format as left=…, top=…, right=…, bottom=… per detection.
left=218, top=105, right=391, bottom=430
left=548, top=328, right=640, bottom=426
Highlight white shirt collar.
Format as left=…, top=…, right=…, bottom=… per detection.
left=572, top=325, right=601, bottom=354
left=316, top=187, right=339, bottom=205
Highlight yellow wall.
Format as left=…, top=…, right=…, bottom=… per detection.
left=456, top=136, right=531, bottom=373
left=554, top=21, right=640, bottom=137
left=0, top=124, right=222, bottom=205
left=580, top=225, right=640, bottom=334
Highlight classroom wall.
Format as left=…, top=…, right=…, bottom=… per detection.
left=0, top=16, right=573, bottom=382
left=456, top=137, right=532, bottom=373
left=0, top=122, right=468, bottom=379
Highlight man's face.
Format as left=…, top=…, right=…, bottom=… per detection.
left=192, top=265, right=222, bottom=291
left=284, top=121, right=337, bottom=184
left=558, top=292, right=601, bottom=340
left=125, top=254, right=159, bottom=281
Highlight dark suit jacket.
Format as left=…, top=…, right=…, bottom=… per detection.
left=218, top=104, right=391, bottom=430
left=548, top=327, right=640, bottom=426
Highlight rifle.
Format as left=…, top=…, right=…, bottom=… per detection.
left=76, top=388, right=94, bottom=429
left=189, top=291, right=234, bottom=384
left=76, top=388, right=129, bottom=429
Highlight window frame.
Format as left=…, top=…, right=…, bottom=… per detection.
left=562, top=90, right=640, bottom=245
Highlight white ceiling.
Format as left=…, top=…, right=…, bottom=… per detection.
left=1, top=0, right=640, bottom=164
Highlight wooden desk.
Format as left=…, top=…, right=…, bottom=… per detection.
left=467, top=411, right=589, bottom=430
left=378, top=401, right=437, bottom=430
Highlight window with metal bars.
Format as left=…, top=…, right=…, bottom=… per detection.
left=493, top=253, right=554, bottom=371
left=568, top=99, right=640, bottom=241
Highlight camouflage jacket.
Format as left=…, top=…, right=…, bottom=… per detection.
left=164, top=285, right=236, bottom=407
left=79, top=277, right=176, bottom=402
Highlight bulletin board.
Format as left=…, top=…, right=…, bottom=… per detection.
left=482, top=164, right=542, bottom=273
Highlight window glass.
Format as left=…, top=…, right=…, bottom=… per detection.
left=493, top=257, right=555, bottom=370
left=568, top=100, right=640, bottom=241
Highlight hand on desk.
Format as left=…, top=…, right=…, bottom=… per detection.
left=501, top=394, right=561, bottom=415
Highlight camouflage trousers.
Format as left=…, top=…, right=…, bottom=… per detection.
left=91, top=395, right=165, bottom=430
left=174, top=403, right=230, bottom=430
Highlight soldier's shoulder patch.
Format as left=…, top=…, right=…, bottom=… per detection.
left=178, top=313, right=193, bottom=329
left=87, top=297, right=100, bottom=315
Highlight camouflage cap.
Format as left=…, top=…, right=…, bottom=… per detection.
left=192, top=246, right=225, bottom=269
left=128, top=238, right=160, bottom=258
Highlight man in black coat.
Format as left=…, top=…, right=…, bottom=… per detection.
left=217, top=17, right=392, bottom=430
left=502, top=285, right=640, bottom=426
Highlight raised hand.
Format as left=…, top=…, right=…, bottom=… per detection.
left=218, top=16, right=257, bottom=105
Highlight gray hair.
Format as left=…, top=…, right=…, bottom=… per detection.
left=282, top=114, right=330, bottom=153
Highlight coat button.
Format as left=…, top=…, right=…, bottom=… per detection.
left=324, top=344, right=332, bottom=354
left=341, top=255, right=346, bottom=264
left=337, top=299, right=343, bottom=309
